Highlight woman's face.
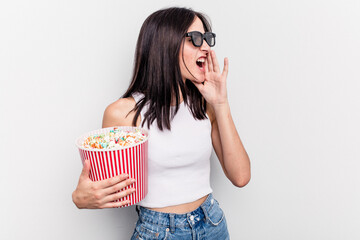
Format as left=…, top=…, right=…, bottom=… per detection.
left=179, top=16, right=211, bottom=84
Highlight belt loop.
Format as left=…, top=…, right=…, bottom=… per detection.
left=169, top=213, right=175, bottom=234
left=200, top=194, right=212, bottom=222
left=135, top=205, right=140, bottom=216
left=200, top=205, right=209, bottom=222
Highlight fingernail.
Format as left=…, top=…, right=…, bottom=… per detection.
left=131, top=179, right=136, bottom=183
left=123, top=174, right=129, bottom=178
left=132, top=188, right=136, bottom=192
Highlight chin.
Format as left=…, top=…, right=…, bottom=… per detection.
left=189, top=73, right=205, bottom=84
left=188, top=77, right=204, bottom=85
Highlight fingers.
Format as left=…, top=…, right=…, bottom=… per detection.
left=97, top=173, right=129, bottom=189
left=102, top=199, right=131, bottom=209
left=207, top=52, right=213, bottom=72
left=100, top=179, right=137, bottom=208
left=92, top=176, right=136, bottom=209
left=210, top=50, right=220, bottom=72
left=104, top=187, right=136, bottom=203
left=74, top=162, right=137, bottom=209
left=222, top=57, right=229, bottom=79
left=206, top=50, right=225, bottom=75
left=205, top=54, right=210, bottom=73
left=103, top=177, right=136, bottom=195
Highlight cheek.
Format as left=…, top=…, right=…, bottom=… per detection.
left=179, top=43, right=202, bottom=81
left=182, top=43, right=196, bottom=65
left=179, top=52, right=193, bottom=74
left=183, top=55, right=193, bottom=69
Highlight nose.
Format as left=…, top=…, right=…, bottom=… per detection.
left=200, top=39, right=211, bottom=52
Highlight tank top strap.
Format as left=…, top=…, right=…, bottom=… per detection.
left=131, top=92, right=147, bottom=126
left=132, top=92, right=144, bottom=103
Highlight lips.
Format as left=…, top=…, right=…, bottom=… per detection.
left=196, top=57, right=205, bottom=69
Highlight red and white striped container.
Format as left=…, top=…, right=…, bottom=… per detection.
left=75, top=126, right=148, bottom=208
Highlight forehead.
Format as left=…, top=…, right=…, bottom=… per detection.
left=187, top=16, right=205, bottom=33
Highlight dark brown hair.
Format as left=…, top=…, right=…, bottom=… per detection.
left=122, top=7, right=212, bottom=130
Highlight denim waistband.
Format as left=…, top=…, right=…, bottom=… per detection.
left=136, top=193, right=215, bottom=229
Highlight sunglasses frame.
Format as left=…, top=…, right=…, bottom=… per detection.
left=185, top=31, right=216, bottom=47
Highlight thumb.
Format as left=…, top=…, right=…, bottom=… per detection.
left=80, top=159, right=91, bottom=179
left=192, top=81, right=204, bottom=94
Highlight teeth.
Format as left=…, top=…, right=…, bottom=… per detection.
left=196, top=58, right=205, bottom=63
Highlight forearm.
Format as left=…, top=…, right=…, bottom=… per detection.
left=213, top=101, right=251, bottom=187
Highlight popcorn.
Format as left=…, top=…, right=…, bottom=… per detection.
left=82, top=127, right=146, bottom=149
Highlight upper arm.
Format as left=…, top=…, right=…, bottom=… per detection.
left=102, top=97, right=140, bottom=128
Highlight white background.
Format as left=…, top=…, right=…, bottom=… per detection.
left=1, top=0, right=360, bottom=239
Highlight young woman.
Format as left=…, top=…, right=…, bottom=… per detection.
left=72, top=7, right=251, bottom=239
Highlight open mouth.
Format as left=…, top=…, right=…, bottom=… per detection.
left=196, top=58, right=205, bottom=70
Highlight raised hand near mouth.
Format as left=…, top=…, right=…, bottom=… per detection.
left=192, top=50, right=229, bottom=108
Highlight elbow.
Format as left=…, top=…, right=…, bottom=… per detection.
left=232, top=173, right=251, bottom=188
left=233, top=158, right=251, bottom=188
left=72, top=190, right=82, bottom=209
left=224, top=156, right=251, bottom=188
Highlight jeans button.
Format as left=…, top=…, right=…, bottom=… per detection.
left=190, top=215, right=194, bottom=221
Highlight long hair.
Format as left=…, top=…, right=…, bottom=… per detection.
left=122, top=7, right=212, bottom=130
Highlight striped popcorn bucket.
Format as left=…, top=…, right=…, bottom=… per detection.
left=75, top=126, right=148, bottom=208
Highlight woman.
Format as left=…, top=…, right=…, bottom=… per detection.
left=72, top=7, right=251, bottom=239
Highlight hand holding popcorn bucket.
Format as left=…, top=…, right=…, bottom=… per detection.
left=75, top=126, right=148, bottom=208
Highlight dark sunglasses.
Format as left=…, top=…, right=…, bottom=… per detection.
left=185, top=31, right=216, bottom=47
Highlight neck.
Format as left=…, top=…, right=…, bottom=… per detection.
left=171, top=87, right=184, bottom=106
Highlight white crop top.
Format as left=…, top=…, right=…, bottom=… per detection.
left=132, top=93, right=213, bottom=208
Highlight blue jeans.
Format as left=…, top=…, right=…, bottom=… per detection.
left=131, top=193, right=230, bottom=240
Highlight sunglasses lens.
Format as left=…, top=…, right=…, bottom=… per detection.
left=192, top=32, right=203, bottom=47
left=204, top=33, right=215, bottom=47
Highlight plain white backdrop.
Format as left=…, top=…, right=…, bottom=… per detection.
left=1, top=0, right=360, bottom=239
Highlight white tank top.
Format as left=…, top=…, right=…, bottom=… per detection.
left=132, top=93, right=213, bottom=208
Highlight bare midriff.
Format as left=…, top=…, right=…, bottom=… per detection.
left=146, top=194, right=209, bottom=214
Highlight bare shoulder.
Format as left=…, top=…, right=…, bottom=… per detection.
left=102, top=97, right=140, bottom=128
